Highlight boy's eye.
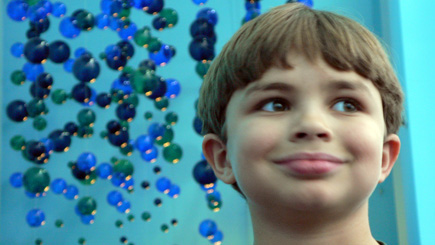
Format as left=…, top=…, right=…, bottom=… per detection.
left=332, top=99, right=361, bottom=112
left=260, top=99, right=289, bottom=112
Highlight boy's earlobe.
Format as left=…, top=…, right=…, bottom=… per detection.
left=379, top=134, right=401, bottom=183
left=202, top=134, right=236, bottom=184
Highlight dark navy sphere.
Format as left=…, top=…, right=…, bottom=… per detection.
left=193, top=159, right=217, bottom=185
left=7, top=100, right=28, bottom=122
left=49, top=40, right=70, bottom=63
left=190, top=18, right=215, bottom=38
left=48, top=130, right=72, bottom=152
left=116, top=103, right=136, bottom=121
left=189, top=37, right=215, bottom=61
left=96, top=92, right=112, bottom=108
left=71, top=83, right=92, bottom=103
left=73, top=54, right=100, bottom=82
left=24, top=37, right=49, bottom=64
left=64, top=121, right=79, bottom=136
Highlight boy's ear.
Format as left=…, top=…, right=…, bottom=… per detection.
left=202, top=134, right=236, bottom=184
left=379, top=133, right=401, bottom=183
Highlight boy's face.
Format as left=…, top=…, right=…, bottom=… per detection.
left=203, top=53, right=400, bottom=214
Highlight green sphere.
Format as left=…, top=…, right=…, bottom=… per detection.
left=163, top=143, right=182, bottom=164
left=155, top=126, right=174, bottom=147
left=119, top=8, right=131, bottom=19
left=51, top=89, right=68, bottom=104
left=161, top=224, right=169, bottom=233
left=132, top=69, right=159, bottom=95
left=113, top=159, right=134, bottom=177
left=23, top=167, right=50, bottom=194
left=124, top=93, right=139, bottom=107
left=77, top=125, right=94, bottom=138
left=78, top=169, right=97, bottom=185
left=55, top=219, right=64, bottom=228
left=10, top=135, right=26, bottom=151
left=141, top=212, right=151, bottom=222
left=133, top=26, right=152, bottom=47
left=77, top=109, right=96, bottom=127
left=144, top=111, right=153, bottom=120
left=115, top=220, right=123, bottom=228
left=154, top=97, right=169, bottom=111
left=159, top=8, right=178, bottom=28
left=127, top=214, right=135, bottom=222
left=120, top=143, right=134, bottom=156
left=164, top=112, right=178, bottom=126
left=147, top=37, right=162, bottom=53
left=77, top=196, right=97, bottom=215
left=33, top=116, right=47, bottom=131
left=111, top=89, right=126, bottom=104
left=208, top=199, right=222, bottom=211
left=195, top=61, right=211, bottom=79
left=11, top=70, right=26, bottom=85
left=27, top=99, right=46, bottom=118
left=78, top=237, right=86, bottom=245
left=35, top=239, right=43, bottom=245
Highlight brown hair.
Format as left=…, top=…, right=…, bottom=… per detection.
left=197, top=3, right=404, bottom=197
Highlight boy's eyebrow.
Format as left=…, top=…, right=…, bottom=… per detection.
left=244, top=80, right=373, bottom=97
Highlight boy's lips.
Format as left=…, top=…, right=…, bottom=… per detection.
left=273, top=152, right=345, bottom=176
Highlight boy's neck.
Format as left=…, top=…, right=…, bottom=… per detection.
left=250, top=201, right=379, bottom=245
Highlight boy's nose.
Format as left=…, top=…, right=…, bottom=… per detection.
left=289, top=110, right=332, bottom=142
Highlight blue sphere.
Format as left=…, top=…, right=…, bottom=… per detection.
left=80, top=214, right=95, bottom=224
left=63, top=58, right=75, bottom=72
left=97, top=163, right=113, bottom=179
left=118, top=22, right=138, bottom=41
left=95, top=13, right=110, bottom=29
left=9, top=172, right=23, bottom=188
left=101, top=0, right=123, bottom=16
left=23, top=62, right=44, bottom=81
left=51, top=178, right=67, bottom=194
left=192, top=0, right=208, bottom=5
left=111, top=172, right=127, bottom=187
left=134, top=135, right=154, bottom=152
left=77, top=152, right=97, bottom=172
left=39, top=137, right=54, bottom=154
left=26, top=209, right=46, bottom=227
left=117, top=200, right=131, bottom=213
left=111, top=78, right=133, bottom=95
left=132, top=0, right=153, bottom=9
left=107, top=190, right=123, bottom=206
left=11, top=42, right=24, bottom=58
left=105, top=44, right=122, bottom=60
left=164, top=78, right=180, bottom=99
left=7, top=0, right=28, bottom=21
left=149, top=44, right=172, bottom=66
left=59, top=17, right=81, bottom=39
left=167, top=184, right=180, bottom=198
left=64, top=185, right=79, bottom=199
left=197, top=8, right=218, bottom=25
left=156, top=177, right=171, bottom=193
left=148, top=123, right=166, bottom=140
left=287, top=0, right=313, bottom=8
left=122, top=177, right=134, bottom=191
left=52, top=2, right=66, bottom=17
left=199, top=219, right=218, bottom=237
left=210, top=230, right=224, bottom=243
left=27, top=3, right=49, bottom=23
left=140, top=145, right=158, bottom=162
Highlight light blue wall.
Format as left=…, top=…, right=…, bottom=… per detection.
left=1, top=0, right=427, bottom=244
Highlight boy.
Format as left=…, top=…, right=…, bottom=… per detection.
left=198, top=3, right=403, bottom=245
